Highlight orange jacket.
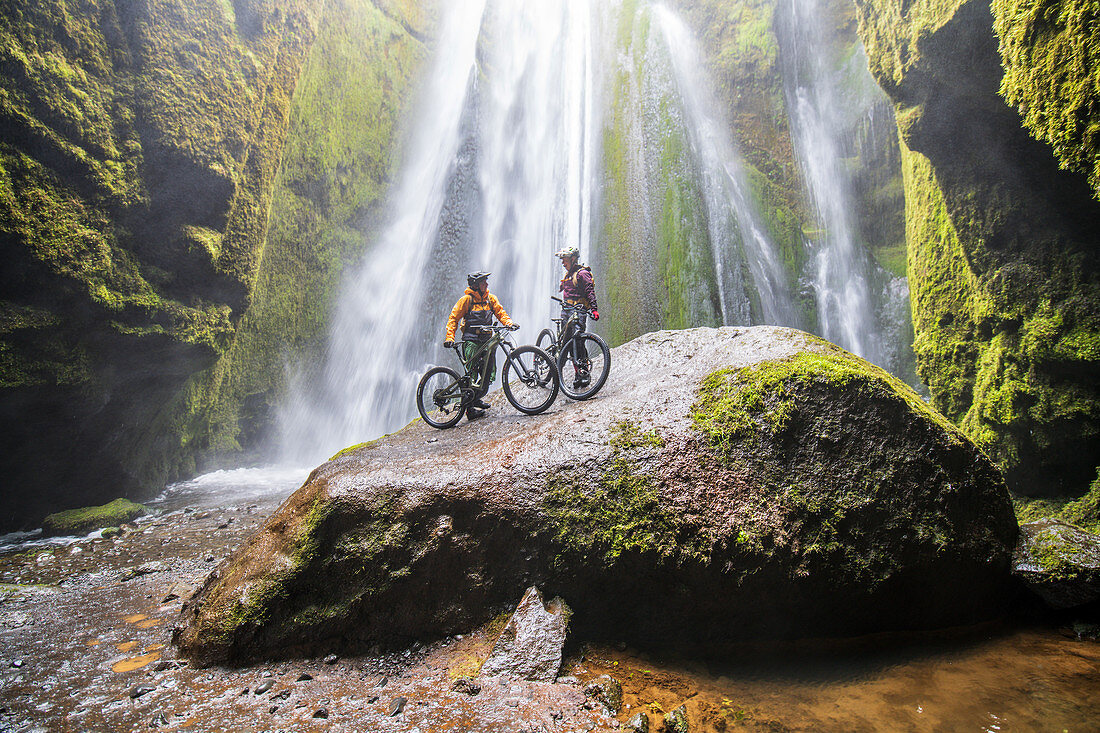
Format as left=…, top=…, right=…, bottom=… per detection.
left=446, top=288, right=514, bottom=341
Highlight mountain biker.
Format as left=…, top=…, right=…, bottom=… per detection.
left=555, top=246, right=599, bottom=389
left=445, top=271, right=517, bottom=418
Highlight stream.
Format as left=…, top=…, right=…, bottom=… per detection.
left=1, top=472, right=1097, bottom=732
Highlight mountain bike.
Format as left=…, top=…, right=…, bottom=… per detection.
left=416, top=324, right=559, bottom=429
left=535, top=296, right=611, bottom=401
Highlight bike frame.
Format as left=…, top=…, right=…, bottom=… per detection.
left=456, top=327, right=519, bottom=392
left=549, top=298, right=591, bottom=362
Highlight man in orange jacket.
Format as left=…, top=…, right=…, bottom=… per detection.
left=445, top=271, right=517, bottom=417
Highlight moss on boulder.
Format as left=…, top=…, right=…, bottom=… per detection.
left=175, top=327, right=1016, bottom=665
left=41, top=497, right=146, bottom=536
left=1012, top=518, right=1100, bottom=608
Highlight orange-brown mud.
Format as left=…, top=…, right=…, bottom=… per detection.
left=1, top=496, right=1098, bottom=732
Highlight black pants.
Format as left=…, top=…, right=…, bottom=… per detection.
left=561, top=308, right=589, bottom=373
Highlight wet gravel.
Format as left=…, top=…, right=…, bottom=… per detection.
left=3, top=494, right=1099, bottom=732
left=0, top=501, right=618, bottom=732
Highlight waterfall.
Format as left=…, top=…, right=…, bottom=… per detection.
left=278, top=0, right=489, bottom=462
left=277, top=0, right=900, bottom=465
left=776, top=0, right=916, bottom=377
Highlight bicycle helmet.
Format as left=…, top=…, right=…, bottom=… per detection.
left=554, top=245, right=580, bottom=260
left=467, top=271, right=491, bottom=288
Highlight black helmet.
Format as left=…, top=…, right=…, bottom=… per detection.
left=467, top=271, right=491, bottom=288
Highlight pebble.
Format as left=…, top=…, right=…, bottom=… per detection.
left=129, top=686, right=155, bottom=699
left=296, top=672, right=312, bottom=682
left=452, top=678, right=481, bottom=695
left=313, top=708, right=329, bottom=719
left=389, top=697, right=407, bottom=716
left=255, top=680, right=275, bottom=694
left=323, top=654, right=339, bottom=664
left=11, top=660, right=23, bottom=668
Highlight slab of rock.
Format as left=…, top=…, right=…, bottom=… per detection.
left=174, top=327, right=1018, bottom=664
left=479, top=587, right=570, bottom=682
left=1013, top=519, right=1100, bottom=608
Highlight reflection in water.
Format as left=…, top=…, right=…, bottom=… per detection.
left=584, top=623, right=1100, bottom=731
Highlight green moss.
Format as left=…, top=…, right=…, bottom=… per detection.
left=41, top=497, right=147, bottom=536
left=1015, top=468, right=1100, bottom=534
left=328, top=439, right=381, bottom=461
left=992, top=0, right=1100, bottom=200
left=1028, top=527, right=1093, bottom=582
left=691, top=345, right=959, bottom=460
left=543, top=419, right=706, bottom=567
left=901, top=141, right=1100, bottom=494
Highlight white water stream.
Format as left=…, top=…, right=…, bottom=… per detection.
left=777, top=0, right=914, bottom=373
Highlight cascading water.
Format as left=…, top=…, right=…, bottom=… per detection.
left=277, top=0, right=880, bottom=466
left=278, top=0, right=489, bottom=463
left=651, top=5, right=798, bottom=327
left=776, top=0, right=917, bottom=378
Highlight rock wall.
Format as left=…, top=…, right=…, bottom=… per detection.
left=0, top=0, right=432, bottom=529
left=855, top=0, right=1100, bottom=497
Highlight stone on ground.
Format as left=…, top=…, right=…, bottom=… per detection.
left=479, top=587, right=570, bottom=682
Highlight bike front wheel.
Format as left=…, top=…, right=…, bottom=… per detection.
left=416, top=366, right=468, bottom=429
left=557, top=332, right=610, bottom=401
left=502, top=345, right=559, bottom=415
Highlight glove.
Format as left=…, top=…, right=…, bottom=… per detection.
left=509, top=324, right=520, bottom=331
left=444, top=340, right=455, bottom=348
left=591, top=310, right=599, bottom=321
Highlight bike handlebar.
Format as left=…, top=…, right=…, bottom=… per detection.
left=551, top=295, right=594, bottom=315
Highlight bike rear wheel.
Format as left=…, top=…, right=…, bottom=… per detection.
left=557, top=332, right=610, bottom=401
left=416, top=366, right=468, bottom=429
left=502, top=345, right=559, bottom=415
left=536, top=328, right=557, bottom=354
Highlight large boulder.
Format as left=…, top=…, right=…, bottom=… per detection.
left=175, top=327, right=1018, bottom=664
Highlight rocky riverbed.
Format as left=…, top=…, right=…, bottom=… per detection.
left=1, top=488, right=1099, bottom=732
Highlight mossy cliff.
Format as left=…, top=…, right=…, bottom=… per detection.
left=175, top=328, right=1016, bottom=665
left=992, top=0, right=1100, bottom=201
left=854, top=0, right=1100, bottom=497
left=0, top=0, right=432, bottom=529
left=179, top=0, right=432, bottom=462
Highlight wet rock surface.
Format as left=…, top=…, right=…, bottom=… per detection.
left=178, top=327, right=1017, bottom=664
left=1013, top=519, right=1100, bottom=608
left=480, top=586, right=571, bottom=682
